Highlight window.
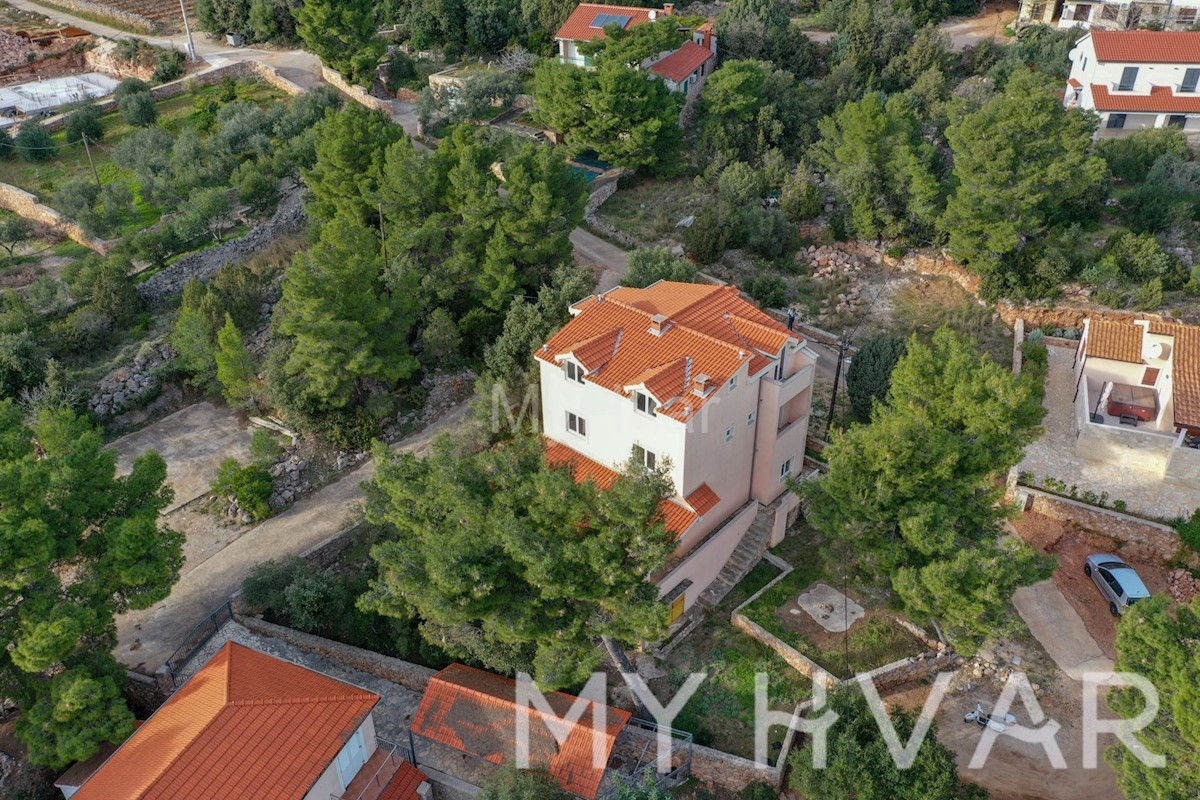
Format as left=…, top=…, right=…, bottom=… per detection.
left=1100, top=4, right=1118, bottom=21
left=1183, top=68, right=1200, bottom=93
left=567, top=412, right=587, bottom=437
left=667, top=594, right=685, bottom=624
left=635, top=391, right=657, bottom=417
left=728, top=374, right=738, bottom=390
left=1106, top=113, right=1127, bottom=129
left=632, top=444, right=657, bottom=470
left=1168, top=114, right=1188, bottom=128
left=773, top=359, right=785, bottom=381
left=780, top=458, right=794, bottom=479
left=1179, top=7, right=1197, bottom=25
left=1117, top=66, right=1138, bottom=91
left=1072, top=3, right=1092, bottom=21
left=565, top=361, right=585, bottom=384
left=747, top=412, right=755, bottom=427
left=725, top=425, right=735, bottom=443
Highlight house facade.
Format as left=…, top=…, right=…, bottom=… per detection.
left=1064, top=30, right=1200, bottom=135
left=536, top=281, right=816, bottom=622
left=1073, top=318, right=1200, bottom=487
left=647, top=24, right=717, bottom=94
left=61, top=642, right=429, bottom=800
left=555, top=3, right=667, bottom=67
left=1019, top=0, right=1200, bottom=29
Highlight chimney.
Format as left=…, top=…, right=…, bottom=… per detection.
left=692, top=374, right=711, bottom=395
left=649, top=313, right=669, bottom=336
left=663, top=3, right=674, bottom=14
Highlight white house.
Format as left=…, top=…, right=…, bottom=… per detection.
left=1018, top=0, right=1200, bottom=29
left=647, top=22, right=717, bottom=95
left=1064, top=30, right=1200, bottom=135
left=536, top=281, right=817, bottom=624
left=1072, top=318, right=1200, bottom=487
left=59, top=642, right=429, bottom=800
left=555, top=2, right=667, bottom=67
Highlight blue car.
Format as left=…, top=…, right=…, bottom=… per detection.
left=1084, top=554, right=1151, bottom=616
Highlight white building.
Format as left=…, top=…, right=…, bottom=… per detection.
left=536, top=281, right=817, bottom=625
left=1019, top=0, right=1200, bottom=29
left=555, top=3, right=666, bottom=67
left=1064, top=30, right=1200, bottom=135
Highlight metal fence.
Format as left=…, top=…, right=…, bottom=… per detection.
left=163, top=601, right=233, bottom=686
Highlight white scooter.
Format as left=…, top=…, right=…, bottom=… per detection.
left=964, top=703, right=1017, bottom=732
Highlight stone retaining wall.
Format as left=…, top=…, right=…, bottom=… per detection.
left=123, top=669, right=167, bottom=717
left=585, top=176, right=637, bottom=248
left=0, top=181, right=110, bottom=252
left=320, top=65, right=392, bottom=112
left=236, top=615, right=438, bottom=693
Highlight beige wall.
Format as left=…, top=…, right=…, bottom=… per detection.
left=657, top=500, right=758, bottom=606
left=302, top=715, right=378, bottom=800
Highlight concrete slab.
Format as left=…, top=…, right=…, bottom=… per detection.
left=109, top=401, right=255, bottom=513
left=797, top=582, right=864, bottom=633
left=1012, top=579, right=1114, bottom=680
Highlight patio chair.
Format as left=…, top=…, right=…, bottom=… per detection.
left=1119, top=414, right=1139, bottom=427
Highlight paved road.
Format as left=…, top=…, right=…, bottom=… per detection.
left=115, top=401, right=473, bottom=673
left=571, top=228, right=629, bottom=291
left=110, top=401, right=255, bottom=513
left=1012, top=579, right=1114, bottom=680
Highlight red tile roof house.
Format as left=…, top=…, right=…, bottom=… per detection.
left=1064, top=30, right=1200, bottom=136
left=536, top=281, right=819, bottom=630
left=56, top=642, right=430, bottom=800
left=554, top=4, right=717, bottom=94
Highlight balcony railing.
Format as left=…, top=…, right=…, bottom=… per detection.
left=332, top=739, right=404, bottom=800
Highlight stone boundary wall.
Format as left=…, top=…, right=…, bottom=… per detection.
left=320, top=65, right=392, bottom=112
left=236, top=615, right=438, bottom=693
left=124, top=669, right=167, bottom=716
left=1011, top=482, right=1192, bottom=566
left=585, top=177, right=637, bottom=248
left=621, top=725, right=783, bottom=791
left=40, top=0, right=158, bottom=31
left=0, top=181, right=110, bottom=251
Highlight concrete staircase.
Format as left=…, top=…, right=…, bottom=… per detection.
left=695, top=500, right=776, bottom=609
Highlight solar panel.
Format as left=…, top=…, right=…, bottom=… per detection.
left=590, top=12, right=633, bottom=28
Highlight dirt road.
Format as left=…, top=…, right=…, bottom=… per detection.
left=1012, top=580, right=1113, bottom=679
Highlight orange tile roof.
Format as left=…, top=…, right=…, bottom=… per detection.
left=1068, top=77, right=1083, bottom=88
left=1090, top=30, right=1200, bottom=63
left=1090, top=84, right=1200, bottom=113
left=410, top=664, right=631, bottom=800
left=544, top=439, right=698, bottom=535
left=73, top=642, right=379, bottom=800
left=1087, top=320, right=1144, bottom=363
left=555, top=3, right=656, bottom=43
left=539, top=282, right=800, bottom=422
left=685, top=483, right=720, bottom=516
left=1148, top=321, right=1200, bottom=429
left=650, top=41, right=714, bottom=82
left=379, top=762, right=428, bottom=800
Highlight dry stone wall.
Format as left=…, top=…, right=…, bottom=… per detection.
left=0, top=181, right=110, bottom=252
left=89, top=339, right=176, bottom=417
left=320, top=65, right=392, bottom=112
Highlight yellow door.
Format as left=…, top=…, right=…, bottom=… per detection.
left=668, top=594, right=685, bottom=624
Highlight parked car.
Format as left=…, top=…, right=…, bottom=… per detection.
left=1084, top=554, right=1150, bottom=616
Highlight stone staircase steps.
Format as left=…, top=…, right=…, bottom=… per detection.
left=695, top=501, right=777, bottom=609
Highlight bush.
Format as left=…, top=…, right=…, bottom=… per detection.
left=250, top=428, right=283, bottom=465
left=741, top=783, right=776, bottom=800
left=1173, top=509, right=1200, bottom=552
left=1099, top=231, right=1187, bottom=289
left=14, top=120, right=53, bottom=162
left=383, top=52, right=416, bottom=92
left=718, top=161, right=765, bottom=207
left=114, top=77, right=151, bottom=100
left=64, top=101, right=104, bottom=145
left=119, top=91, right=158, bottom=127
left=780, top=168, right=821, bottom=222
left=151, top=48, right=185, bottom=83
left=211, top=458, right=273, bottom=521
left=237, top=168, right=278, bottom=214
left=744, top=207, right=791, bottom=259
left=682, top=205, right=729, bottom=265
left=744, top=274, right=788, bottom=308
left=242, top=557, right=308, bottom=609
left=622, top=246, right=697, bottom=287
left=846, top=334, right=908, bottom=421
left=1134, top=277, right=1163, bottom=311
left=1096, top=128, right=1189, bottom=184
left=0, top=126, right=13, bottom=160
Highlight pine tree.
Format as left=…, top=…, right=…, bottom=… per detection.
left=303, top=106, right=405, bottom=224
left=215, top=312, right=255, bottom=406
left=578, top=62, right=682, bottom=173
left=294, top=0, right=385, bottom=87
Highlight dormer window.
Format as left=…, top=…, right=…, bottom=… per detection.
left=565, top=361, right=585, bottom=384
left=635, top=391, right=657, bottom=417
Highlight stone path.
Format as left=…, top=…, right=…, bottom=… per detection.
left=1012, top=580, right=1113, bottom=680
left=1017, top=344, right=1197, bottom=519
left=110, top=401, right=254, bottom=513
left=115, top=400, right=472, bottom=673
left=571, top=228, right=628, bottom=291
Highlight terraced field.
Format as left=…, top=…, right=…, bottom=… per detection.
left=29, top=0, right=196, bottom=33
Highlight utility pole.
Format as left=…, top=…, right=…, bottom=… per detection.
left=378, top=202, right=387, bottom=267
left=179, top=0, right=197, bottom=61
left=82, top=133, right=100, bottom=189
left=823, top=338, right=847, bottom=440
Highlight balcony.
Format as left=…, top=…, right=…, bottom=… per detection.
left=334, top=739, right=414, bottom=800
left=760, top=363, right=814, bottom=411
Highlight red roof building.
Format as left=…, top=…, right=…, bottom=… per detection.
left=67, top=643, right=428, bottom=800
left=649, top=41, right=715, bottom=91
left=555, top=3, right=665, bottom=66
left=1090, top=30, right=1200, bottom=63
left=410, top=664, right=631, bottom=800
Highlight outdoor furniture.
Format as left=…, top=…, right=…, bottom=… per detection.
left=1090, top=413, right=1105, bottom=424
left=1120, top=414, right=1139, bottom=427
left=1107, top=383, right=1157, bottom=422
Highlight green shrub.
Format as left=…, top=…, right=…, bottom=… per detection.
left=64, top=101, right=105, bottom=145
left=114, top=77, right=151, bottom=100
left=211, top=458, right=273, bottom=521
left=151, top=48, right=185, bottom=83
left=383, top=52, right=417, bottom=92
left=1096, top=128, right=1189, bottom=183
left=622, top=246, right=697, bottom=287
left=250, top=428, right=283, bottom=465
left=846, top=335, right=908, bottom=421
left=744, top=274, right=788, bottom=309
left=1134, top=277, right=1163, bottom=311
left=1173, top=509, right=1200, bottom=552
left=0, top=126, right=13, bottom=160
left=744, top=207, right=791, bottom=259
left=119, top=91, right=158, bottom=127
left=242, top=556, right=309, bottom=609
left=681, top=205, right=729, bottom=265
left=741, top=783, right=776, bottom=800
left=14, top=120, right=53, bottom=162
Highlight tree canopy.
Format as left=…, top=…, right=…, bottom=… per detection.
left=2, top=401, right=182, bottom=767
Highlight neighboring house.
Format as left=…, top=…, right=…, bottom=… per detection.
left=408, top=664, right=687, bottom=799
left=58, top=642, right=430, bottom=800
left=536, top=281, right=817, bottom=624
left=647, top=23, right=717, bottom=95
left=555, top=3, right=670, bottom=67
left=1017, top=0, right=1200, bottom=29
left=1073, top=318, right=1200, bottom=487
left=1064, top=30, right=1200, bottom=135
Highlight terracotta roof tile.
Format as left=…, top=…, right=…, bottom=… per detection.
left=410, top=664, right=631, bottom=800
left=564, top=329, right=622, bottom=373
left=1147, top=321, right=1200, bottom=430
left=544, top=439, right=698, bottom=534
left=1090, top=84, right=1200, bottom=113
left=1087, top=320, right=1144, bottom=363
left=73, top=643, right=379, bottom=800
left=633, top=357, right=689, bottom=403
left=685, top=483, right=720, bottom=516
left=379, top=762, right=428, bottom=800
left=1068, top=77, right=1082, bottom=88
left=1090, top=30, right=1200, bottom=63
left=538, top=282, right=799, bottom=422
left=555, top=3, right=655, bottom=43
left=650, top=41, right=714, bottom=82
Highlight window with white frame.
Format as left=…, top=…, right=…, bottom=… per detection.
left=780, top=457, right=793, bottom=479
left=567, top=412, right=587, bottom=437
left=565, top=361, right=585, bottom=384
left=632, top=444, right=657, bottom=470
left=728, top=373, right=738, bottom=390
left=747, top=412, right=755, bottom=426
left=635, top=391, right=657, bottom=417
left=725, top=425, right=734, bottom=443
